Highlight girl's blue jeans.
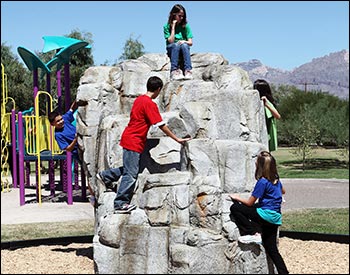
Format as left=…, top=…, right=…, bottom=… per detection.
left=166, top=43, right=192, bottom=72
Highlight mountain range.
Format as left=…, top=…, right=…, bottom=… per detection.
left=234, top=49, right=349, bottom=99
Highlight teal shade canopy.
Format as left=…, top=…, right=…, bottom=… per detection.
left=55, top=41, right=89, bottom=63
left=17, top=46, right=51, bottom=74
left=46, top=56, right=59, bottom=70
left=42, top=36, right=91, bottom=53
left=46, top=41, right=89, bottom=71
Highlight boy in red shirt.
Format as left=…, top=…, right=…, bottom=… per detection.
left=97, top=76, right=191, bottom=213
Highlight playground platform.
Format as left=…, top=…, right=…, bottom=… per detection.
left=1, top=175, right=94, bottom=225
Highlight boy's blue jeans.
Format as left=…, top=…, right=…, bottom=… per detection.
left=99, top=167, right=123, bottom=186
left=113, top=149, right=140, bottom=209
left=166, top=43, right=192, bottom=72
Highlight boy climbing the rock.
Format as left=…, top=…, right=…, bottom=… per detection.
left=97, top=76, right=191, bottom=213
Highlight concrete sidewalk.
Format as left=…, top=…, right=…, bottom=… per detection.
left=1, top=183, right=94, bottom=225
left=281, top=178, right=349, bottom=212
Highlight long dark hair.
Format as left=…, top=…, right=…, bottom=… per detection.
left=253, top=79, right=276, bottom=106
left=167, top=4, right=187, bottom=27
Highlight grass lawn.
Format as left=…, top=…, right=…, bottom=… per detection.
left=1, top=220, right=94, bottom=242
left=281, top=208, right=349, bottom=235
left=273, top=147, right=349, bottom=179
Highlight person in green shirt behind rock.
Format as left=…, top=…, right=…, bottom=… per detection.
left=254, top=79, right=281, bottom=152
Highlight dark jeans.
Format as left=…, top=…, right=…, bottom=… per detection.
left=230, top=200, right=289, bottom=274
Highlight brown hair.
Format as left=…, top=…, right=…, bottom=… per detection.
left=48, top=110, right=60, bottom=124
left=167, top=4, right=187, bottom=27
left=254, top=151, right=279, bottom=184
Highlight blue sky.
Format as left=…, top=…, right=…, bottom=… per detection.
left=1, top=1, right=349, bottom=70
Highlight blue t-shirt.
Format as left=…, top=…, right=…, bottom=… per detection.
left=252, top=177, right=283, bottom=224
left=54, top=110, right=78, bottom=156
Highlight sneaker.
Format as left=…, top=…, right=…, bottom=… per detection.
left=171, top=69, right=184, bottom=80
left=96, top=173, right=117, bottom=191
left=114, top=203, right=137, bottom=214
left=238, top=233, right=262, bottom=244
left=183, top=70, right=193, bottom=80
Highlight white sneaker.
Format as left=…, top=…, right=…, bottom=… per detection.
left=171, top=69, right=184, bottom=80
left=238, top=233, right=262, bottom=244
left=183, top=70, right=193, bottom=80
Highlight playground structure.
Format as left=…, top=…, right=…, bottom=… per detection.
left=1, top=36, right=90, bottom=206
left=1, top=63, right=16, bottom=193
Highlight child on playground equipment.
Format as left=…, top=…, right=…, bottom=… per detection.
left=48, top=101, right=79, bottom=157
left=48, top=100, right=95, bottom=205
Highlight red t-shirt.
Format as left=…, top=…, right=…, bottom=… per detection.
left=120, top=94, right=163, bottom=153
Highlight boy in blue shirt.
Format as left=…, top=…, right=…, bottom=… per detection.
left=48, top=101, right=79, bottom=157
left=48, top=100, right=95, bottom=205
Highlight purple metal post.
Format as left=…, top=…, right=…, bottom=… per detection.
left=63, top=160, right=67, bottom=193
left=33, top=69, right=39, bottom=99
left=49, top=160, right=55, bottom=197
left=57, top=70, right=62, bottom=114
left=18, top=112, right=25, bottom=206
left=60, top=159, right=64, bottom=191
left=11, top=110, right=18, bottom=188
left=66, top=151, right=73, bottom=205
left=64, top=64, right=71, bottom=112
left=35, top=160, right=39, bottom=202
left=46, top=72, right=51, bottom=114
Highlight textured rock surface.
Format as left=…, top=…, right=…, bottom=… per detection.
left=76, top=52, right=271, bottom=273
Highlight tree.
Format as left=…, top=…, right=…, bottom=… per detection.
left=288, top=105, right=320, bottom=170
left=1, top=29, right=94, bottom=113
left=64, top=29, right=94, bottom=105
left=276, top=86, right=349, bottom=149
left=36, top=29, right=94, bottom=111
left=1, top=43, right=32, bottom=112
left=118, top=34, right=145, bottom=62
